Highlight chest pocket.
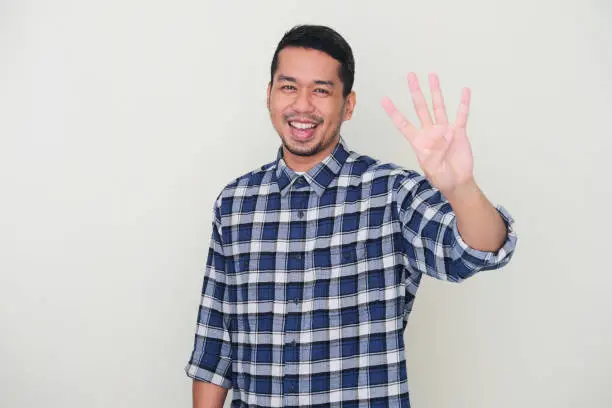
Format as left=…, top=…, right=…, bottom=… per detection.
left=313, top=244, right=384, bottom=304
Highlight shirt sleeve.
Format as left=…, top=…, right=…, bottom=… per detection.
left=395, top=170, right=518, bottom=283
left=184, top=199, right=233, bottom=388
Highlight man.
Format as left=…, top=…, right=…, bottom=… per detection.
left=185, top=24, right=517, bottom=408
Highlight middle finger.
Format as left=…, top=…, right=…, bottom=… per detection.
left=429, top=73, right=449, bottom=125
left=407, top=72, right=433, bottom=128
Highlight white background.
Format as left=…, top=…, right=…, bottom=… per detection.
left=1, top=1, right=611, bottom=407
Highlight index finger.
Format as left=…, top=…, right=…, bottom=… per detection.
left=454, top=87, right=471, bottom=129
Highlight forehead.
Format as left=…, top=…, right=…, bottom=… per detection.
left=275, top=47, right=341, bottom=84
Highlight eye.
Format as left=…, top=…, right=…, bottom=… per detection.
left=314, top=88, right=330, bottom=95
left=281, top=85, right=296, bottom=91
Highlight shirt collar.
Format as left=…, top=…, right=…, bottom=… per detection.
left=274, top=136, right=351, bottom=197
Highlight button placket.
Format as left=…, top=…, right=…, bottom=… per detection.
left=285, top=183, right=310, bottom=401
left=294, top=176, right=307, bottom=188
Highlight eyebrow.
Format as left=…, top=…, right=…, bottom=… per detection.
left=277, top=75, right=335, bottom=87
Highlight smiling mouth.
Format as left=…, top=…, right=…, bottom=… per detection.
left=289, top=121, right=318, bottom=129
left=288, top=121, right=319, bottom=140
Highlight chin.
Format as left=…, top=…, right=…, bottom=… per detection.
left=283, top=137, right=322, bottom=157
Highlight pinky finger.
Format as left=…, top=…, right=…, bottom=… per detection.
left=381, top=96, right=417, bottom=144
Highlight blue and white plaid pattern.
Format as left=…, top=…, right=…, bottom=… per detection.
left=185, top=137, right=517, bottom=407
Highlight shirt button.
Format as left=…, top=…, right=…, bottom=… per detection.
left=293, top=297, right=299, bottom=304
left=297, top=210, right=305, bottom=218
left=295, top=254, right=302, bottom=260
left=290, top=340, right=296, bottom=346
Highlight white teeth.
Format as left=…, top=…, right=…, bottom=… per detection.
left=290, top=121, right=316, bottom=129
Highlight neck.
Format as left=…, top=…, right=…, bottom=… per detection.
left=282, top=139, right=339, bottom=172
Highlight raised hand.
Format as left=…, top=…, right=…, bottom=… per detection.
left=382, top=73, right=475, bottom=195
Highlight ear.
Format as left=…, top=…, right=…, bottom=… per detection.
left=343, top=91, right=357, bottom=121
left=266, top=82, right=271, bottom=111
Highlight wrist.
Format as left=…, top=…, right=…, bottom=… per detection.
left=443, top=179, right=479, bottom=202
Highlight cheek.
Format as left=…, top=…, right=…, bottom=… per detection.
left=318, top=99, right=343, bottom=117
left=320, top=107, right=343, bottom=126
left=275, top=110, right=288, bottom=124
left=269, top=98, right=289, bottom=119
left=268, top=103, right=283, bottom=121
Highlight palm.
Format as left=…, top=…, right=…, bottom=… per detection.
left=382, top=73, right=474, bottom=194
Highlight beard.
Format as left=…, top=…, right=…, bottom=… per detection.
left=282, top=136, right=325, bottom=157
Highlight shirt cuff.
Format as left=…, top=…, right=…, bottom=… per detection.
left=450, top=204, right=518, bottom=268
left=185, top=352, right=233, bottom=389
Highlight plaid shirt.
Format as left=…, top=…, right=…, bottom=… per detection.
left=185, top=137, right=517, bottom=407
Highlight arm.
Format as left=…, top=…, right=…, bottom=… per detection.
left=445, top=179, right=506, bottom=252
left=185, top=196, right=233, bottom=402
left=193, top=380, right=228, bottom=408
left=382, top=72, right=517, bottom=279
left=395, top=171, right=516, bottom=282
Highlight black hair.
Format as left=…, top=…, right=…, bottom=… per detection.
left=270, top=25, right=355, bottom=98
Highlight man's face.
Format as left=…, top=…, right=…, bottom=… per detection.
left=267, top=47, right=355, bottom=166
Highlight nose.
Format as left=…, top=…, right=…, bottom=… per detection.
left=292, top=88, right=314, bottom=112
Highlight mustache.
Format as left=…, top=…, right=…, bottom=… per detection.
left=284, top=113, right=323, bottom=124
